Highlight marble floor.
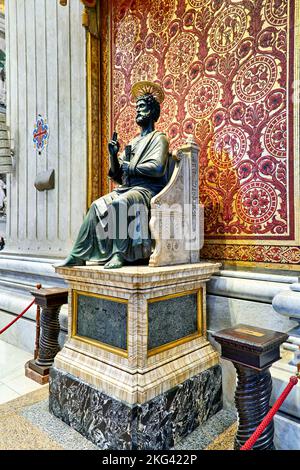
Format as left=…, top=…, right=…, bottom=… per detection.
left=0, top=340, right=43, bottom=404
left=0, top=339, right=237, bottom=450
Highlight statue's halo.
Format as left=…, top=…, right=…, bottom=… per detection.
left=131, top=81, right=165, bottom=104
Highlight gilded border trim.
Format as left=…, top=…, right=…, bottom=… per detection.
left=86, top=13, right=101, bottom=208
left=293, top=0, right=300, bottom=246
left=147, top=289, right=203, bottom=358
left=221, top=260, right=300, bottom=272
left=86, top=0, right=111, bottom=206
left=72, top=289, right=129, bottom=358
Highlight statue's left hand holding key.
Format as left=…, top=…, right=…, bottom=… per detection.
left=108, top=131, right=120, bottom=177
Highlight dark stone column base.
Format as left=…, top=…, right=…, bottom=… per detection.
left=49, top=365, right=222, bottom=450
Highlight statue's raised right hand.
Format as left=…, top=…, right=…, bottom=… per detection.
left=108, top=139, right=120, bottom=158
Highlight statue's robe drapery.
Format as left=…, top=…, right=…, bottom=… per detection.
left=69, top=130, right=169, bottom=263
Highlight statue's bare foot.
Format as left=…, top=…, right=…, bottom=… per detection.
left=104, top=254, right=124, bottom=269
left=54, top=255, right=86, bottom=268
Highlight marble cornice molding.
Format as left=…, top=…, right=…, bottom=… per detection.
left=208, top=271, right=297, bottom=304
left=272, top=283, right=300, bottom=321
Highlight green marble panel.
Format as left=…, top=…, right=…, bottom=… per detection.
left=148, top=292, right=199, bottom=351
left=76, top=293, right=127, bottom=351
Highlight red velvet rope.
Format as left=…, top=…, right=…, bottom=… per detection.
left=240, top=376, right=299, bottom=450
left=0, top=299, right=36, bottom=335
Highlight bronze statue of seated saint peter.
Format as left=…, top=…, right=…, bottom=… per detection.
left=57, top=82, right=169, bottom=269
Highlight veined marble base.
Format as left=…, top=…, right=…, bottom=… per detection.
left=53, top=263, right=220, bottom=405
left=50, top=262, right=221, bottom=448
left=49, top=364, right=222, bottom=450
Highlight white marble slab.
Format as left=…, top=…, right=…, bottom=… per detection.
left=6, top=0, right=86, bottom=257
left=274, top=412, right=300, bottom=450
left=0, top=339, right=43, bottom=404
left=0, top=384, right=19, bottom=404
left=271, top=350, right=300, bottom=419
left=2, top=373, right=41, bottom=395
left=207, top=295, right=296, bottom=334
left=0, top=311, right=36, bottom=353
left=0, top=339, right=32, bottom=379
left=273, top=284, right=300, bottom=319
left=208, top=275, right=291, bottom=303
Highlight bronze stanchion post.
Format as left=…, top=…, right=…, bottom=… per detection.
left=213, top=324, right=288, bottom=450
left=25, top=288, right=68, bottom=384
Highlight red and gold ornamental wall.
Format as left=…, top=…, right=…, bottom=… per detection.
left=110, top=0, right=300, bottom=267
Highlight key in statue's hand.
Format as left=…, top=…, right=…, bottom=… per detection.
left=108, top=138, right=120, bottom=158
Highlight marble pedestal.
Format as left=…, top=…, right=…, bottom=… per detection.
left=50, top=262, right=222, bottom=450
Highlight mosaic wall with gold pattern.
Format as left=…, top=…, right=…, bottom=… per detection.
left=110, top=0, right=300, bottom=266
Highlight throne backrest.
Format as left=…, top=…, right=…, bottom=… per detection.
left=149, top=138, right=204, bottom=267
